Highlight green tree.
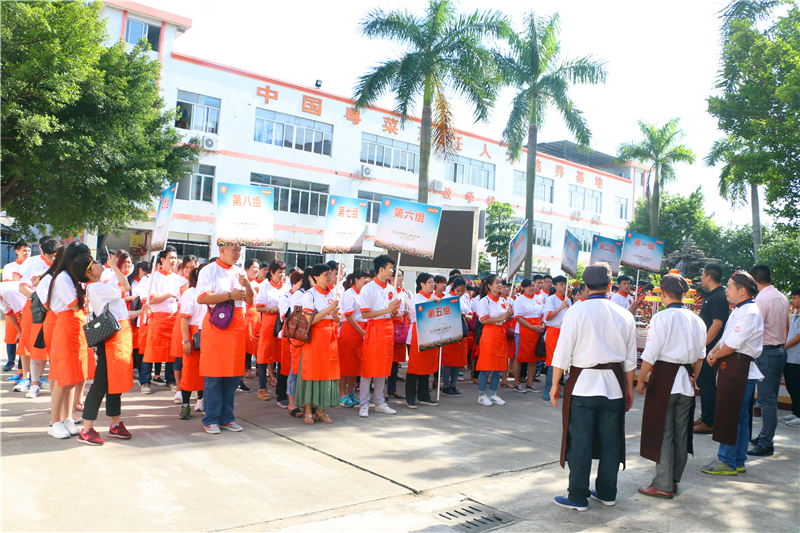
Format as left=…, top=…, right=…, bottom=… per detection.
left=352, top=0, right=510, bottom=204
left=616, top=119, right=696, bottom=239
left=708, top=223, right=772, bottom=278
left=484, top=202, right=516, bottom=276
left=758, top=232, right=800, bottom=294
left=1, top=0, right=199, bottom=236
left=478, top=252, right=492, bottom=274
left=498, top=12, right=607, bottom=278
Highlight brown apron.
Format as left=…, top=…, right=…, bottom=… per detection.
left=560, top=362, right=626, bottom=469
left=712, top=352, right=753, bottom=446
left=640, top=361, right=695, bottom=463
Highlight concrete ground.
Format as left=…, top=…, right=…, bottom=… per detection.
left=1, top=364, right=798, bottom=533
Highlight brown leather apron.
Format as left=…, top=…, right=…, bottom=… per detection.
left=639, top=360, right=695, bottom=463
left=712, top=352, right=753, bottom=446
left=560, top=362, right=626, bottom=469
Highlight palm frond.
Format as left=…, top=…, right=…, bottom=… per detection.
left=358, top=7, right=426, bottom=49
left=553, top=55, right=608, bottom=85
left=501, top=89, right=531, bottom=161
left=430, top=73, right=457, bottom=160
left=554, top=96, right=591, bottom=146
left=391, top=53, right=426, bottom=125
left=352, top=59, right=403, bottom=111
left=719, top=0, right=787, bottom=34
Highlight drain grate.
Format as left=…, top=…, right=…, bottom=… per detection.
left=433, top=500, right=516, bottom=532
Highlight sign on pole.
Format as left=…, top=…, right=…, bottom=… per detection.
left=374, top=198, right=443, bottom=258
left=414, top=297, right=463, bottom=351
left=589, top=235, right=624, bottom=275
left=620, top=231, right=665, bottom=273
left=321, top=196, right=368, bottom=254
left=215, top=183, right=274, bottom=247
left=507, top=221, right=528, bottom=278
left=560, top=229, right=580, bottom=278
left=150, top=183, right=178, bottom=253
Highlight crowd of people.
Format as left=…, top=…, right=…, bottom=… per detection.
left=1, top=237, right=797, bottom=510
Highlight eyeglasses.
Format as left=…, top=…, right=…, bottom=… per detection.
left=425, top=280, right=435, bottom=285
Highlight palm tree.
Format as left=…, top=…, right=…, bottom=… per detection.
left=617, top=119, right=695, bottom=239
left=352, top=0, right=510, bottom=204
left=705, top=135, right=765, bottom=261
left=498, top=12, right=607, bottom=278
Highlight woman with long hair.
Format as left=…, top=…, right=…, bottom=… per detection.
left=285, top=268, right=311, bottom=418
left=338, top=269, right=370, bottom=407
left=243, top=258, right=261, bottom=380
left=254, top=260, right=287, bottom=400
left=277, top=269, right=303, bottom=409
left=476, top=275, right=514, bottom=407
left=441, top=277, right=471, bottom=397
left=169, top=254, right=198, bottom=403
left=177, top=262, right=208, bottom=419
left=404, top=273, right=440, bottom=409
left=130, top=260, right=151, bottom=379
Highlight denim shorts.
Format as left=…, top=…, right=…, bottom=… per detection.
left=173, top=356, right=183, bottom=371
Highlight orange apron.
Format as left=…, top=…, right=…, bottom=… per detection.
left=361, top=318, right=394, bottom=378
left=338, top=320, right=365, bottom=376
left=545, top=326, right=561, bottom=366
left=476, top=324, right=507, bottom=371
left=144, top=311, right=177, bottom=363
left=169, top=315, right=184, bottom=362
left=18, top=301, right=32, bottom=356
left=4, top=312, right=20, bottom=344
left=407, top=324, right=439, bottom=375
left=138, top=320, right=149, bottom=353
left=245, top=305, right=261, bottom=355
left=130, top=321, right=139, bottom=351
left=51, top=309, right=89, bottom=387
left=104, top=319, right=133, bottom=394
left=30, top=309, right=51, bottom=361
left=442, top=338, right=468, bottom=367
left=466, top=330, right=475, bottom=357
left=517, top=318, right=541, bottom=363
left=300, top=319, right=340, bottom=381
left=256, top=313, right=281, bottom=364
left=504, top=319, right=516, bottom=359
left=44, top=311, right=58, bottom=369
left=179, top=325, right=204, bottom=391
left=392, top=317, right=408, bottom=363
left=200, top=306, right=246, bottom=378
left=279, top=337, right=292, bottom=376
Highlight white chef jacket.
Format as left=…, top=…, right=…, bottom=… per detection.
left=408, top=291, right=437, bottom=343
left=86, top=281, right=129, bottom=322
left=254, top=280, right=286, bottom=310
left=100, top=265, right=117, bottom=284
left=719, top=300, right=764, bottom=381
left=196, top=259, right=246, bottom=309
left=341, top=287, right=364, bottom=322
left=610, top=291, right=635, bottom=310
left=543, top=293, right=571, bottom=328
left=277, top=289, right=296, bottom=339
left=0, top=281, right=27, bottom=315
left=19, top=255, right=52, bottom=289
left=179, top=287, right=207, bottom=327
left=36, top=274, right=53, bottom=307
left=49, top=272, right=79, bottom=314
left=148, top=269, right=180, bottom=313
left=359, top=278, right=396, bottom=321
left=302, top=285, right=335, bottom=320
left=2, top=259, right=25, bottom=281
left=513, top=292, right=544, bottom=334
left=478, top=293, right=508, bottom=321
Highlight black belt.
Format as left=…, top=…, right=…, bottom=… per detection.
left=764, top=344, right=785, bottom=350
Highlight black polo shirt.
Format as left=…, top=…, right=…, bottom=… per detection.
left=699, top=285, right=729, bottom=353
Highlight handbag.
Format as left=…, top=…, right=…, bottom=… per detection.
left=83, top=304, right=121, bottom=348
left=284, top=305, right=312, bottom=346
left=208, top=300, right=235, bottom=330
left=461, top=315, right=469, bottom=338
left=536, top=328, right=547, bottom=360
left=34, top=327, right=46, bottom=349
left=393, top=320, right=409, bottom=344
left=474, top=320, right=484, bottom=346
left=273, top=308, right=288, bottom=338
left=129, top=295, right=142, bottom=312
left=192, top=331, right=201, bottom=351
left=31, top=292, right=47, bottom=324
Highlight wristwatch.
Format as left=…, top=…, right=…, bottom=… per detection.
left=181, top=339, right=190, bottom=344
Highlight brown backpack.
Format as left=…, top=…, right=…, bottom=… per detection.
left=284, top=305, right=313, bottom=346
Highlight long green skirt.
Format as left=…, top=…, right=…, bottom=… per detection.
left=294, top=356, right=339, bottom=409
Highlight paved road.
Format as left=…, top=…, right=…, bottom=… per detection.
left=1, top=365, right=798, bottom=532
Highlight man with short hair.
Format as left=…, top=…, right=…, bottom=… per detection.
left=783, top=289, right=800, bottom=427
left=748, top=265, right=790, bottom=456
left=610, top=275, right=639, bottom=314
left=543, top=275, right=554, bottom=296
left=695, top=263, right=728, bottom=434
left=2, top=239, right=31, bottom=282
left=543, top=276, right=572, bottom=401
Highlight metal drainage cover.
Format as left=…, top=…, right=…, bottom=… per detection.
left=433, top=500, right=516, bottom=532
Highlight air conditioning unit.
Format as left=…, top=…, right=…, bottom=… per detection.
left=591, top=215, right=601, bottom=223
left=202, top=136, right=219, bottom=152
left=429, top=180, right=445, bottom=192
left=571, top=210, right=582, bottom=219
left=360, top=165, right=375, bottom=179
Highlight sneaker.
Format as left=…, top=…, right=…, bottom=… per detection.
left=701, top=459, right=737, bottom=475
left=204, top=424, right=220, bottom=434
left=543, top=391, right=551, bottom=401
left=526, top=385, right=541, bottom=392
left=374, top=403, right=396, bottom=415
left=194, top=398, right=204, bottom=412
left=590, top=490, right=616, bottom=506
left=6, top=372, right=22, bottom=382
left=38, top=377, right=49, bottom=390
left=13, top=378, right=31, bottom=392
left=779, top=414, right=798, bottom=422
left=747, top=445, right=774, bottom=456
left=77, top=428, right=104, bottom=446
left=736, top=466, right=746, bottom=473
left=348, top=392, right=360, bottom=405
left=180, top=404, right=191, bottom=419
left=63, top=418, right=80, bottom=436
left=340, top=395, right=355, bottom=407
left=489, top=394, right=505, bottom=405
left=2, top=362, right=15, bottom=372
left=168, top=382, right=178, bottom=392
left=553, top=495, right=588, bottom=512
left=108, top=421, right=132, bottom=439
left=754, top=406, right=762, bottom=417
left=48, top=421, right=71, bottom=439
left=173, top=391, right=182, bottom=404
left=26, top=384, right=40, bottom=398
left=359, top=405, right=369, bottom=418
left=221, top=422, right=243, bottom=432
left=441, top=387, right=456, bottom=397
left=140, top=384, right=152, bottom=394
left=132, top=368, right=139, bottom=379
left=478, top=395, right=492, bottom=406
left=419, top=399, right=439, bottom=406
left=257, top=389, right=271, bottom=401
left=237, top=382, right=251, bottom=393
left=277, top=399, right=290, bottom=408
left=514, top=385, right=527, bottom=393
left=406, top=401, right=418, bottom=409
left=452, top=387, right=463, bottom=397
left=152, top=376, right=166, bottom=385
left=787, top=418, right=800, bottom=427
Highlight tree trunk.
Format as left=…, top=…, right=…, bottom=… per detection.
left=417, top=75, right=433, bottom=205
left=523, top=118, right=538, bottom=278
left=751, top=183, right=762, bottom=262
left=650, top=165, right=660, bottom=239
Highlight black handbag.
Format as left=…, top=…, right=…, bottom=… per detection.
left=129, top=295, right=142, bottom=312
left=536, top=328, right=547, bottom=360
left=83, top=304, right=121, bottom=348
left=474, top=320, right=484, bottom=346
left=33, top=327, right=46, bottom=349
left=273, top=309, right=288, bottom=338
left=192, top=331, right=201, bottom=351
left=461, top=315, right=469, bottom=338
left=31, top=292, right=47, bottom=324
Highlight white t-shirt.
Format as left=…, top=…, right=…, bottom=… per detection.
left=359, top=278, right=396, bottom=321
left=148, top=269, right=181, bottom=313
left=478, top=293, right=508, bottom=321
left=302, top=286, right=335, bottom=320
left=19, top=255, right=52, bottom=289
left=610, top=291, right=635, bottom=310
left=254, top=280, right=286, bottom=310
left=277, top=289, right=296, bottom=338
left=341, top=287, right=364, bottom=322
left=36, top=274, right=53, bottom=307
left=719, top=301, right=764, bottom=381
left=513, top=292, right=544, bottom=334
left=86, top=281, right=129, bottom=322
left=196, top=260, right=247, bottom=309
left=543, top=293, right=571, bottom=328
left=2, top=259, right=25, bottom=281
left=49, top=272, right=79, bottom=314
left=0, top=281, right=27, bottom=315
left=179, top=287, right=206, bottom=327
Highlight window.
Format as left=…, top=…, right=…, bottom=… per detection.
left=176, top=165, right=214, bottom=203
left=360, top=133, right=419, bottom=173
left=637, top=170, right=645, bottom=186
left=445, top=155, right=495, bottom=190
left=513, top=171, right=525, bottom=197
left=254, top=109, right=332, bottom=156
left=615, top=196, right=629, bottom=220
left=568, top=227, right=594, bottom=253
left=568, top=184, right=602, bottom=214
left=125, top=19, right=161, bottom=52
left=250, top=173, right=328, bottom=216
left=512, top=171, right=554, bottom=203
left=357, top=191, right=411, bottom=224
left=532, top=221, right=552, bottom=248
left=176, top=91, right=220, bottom=134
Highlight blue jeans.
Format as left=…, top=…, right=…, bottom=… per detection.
left=202, top=376, right=239, bottom=427
left=755, top=347, right=787, bottom=448
left=6, top=343, right=16, bottom=365
left=514, top=333, right=520, bottom=357
left=441, top=365, right=460, bottom=388
left=257, top=363, right=269, bottom=390
left=718, top=380, right=757, bottom=468
left=545, top=366, right=554, bottom=392
left=478, top=370, right=501, bottom=396
left=139, top=361, right=174, bottom=386
left=287, top=372, right=297, bottom=396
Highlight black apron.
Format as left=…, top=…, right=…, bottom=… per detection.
left=639, top=360, right=695, bottom=462
left=712, top=352, right=753, bottom=446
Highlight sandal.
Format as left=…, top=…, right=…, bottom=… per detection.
left=304, top=413, right=315, bottom=425
left=289, top=408, right=303, bottom=418
left=315, top=411, right=332, bottom=424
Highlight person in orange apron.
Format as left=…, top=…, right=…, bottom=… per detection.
left=277, top=270, right=303, bottom=409
left=542, top=276, right=572, bottom=401
left=701, top=271, right=765, bottom=476
left=255, top=260, right=288, bottom=400
left=284, top=271, right=309, bottom=418
left=128, top=261, right=150, bottom=380
left=499, top=281, right=516, bottom=389
left=295, top=263, right=341, bottom=424
left=167, top=254, right=198, bottom=403
left=549, top=263, right=636, bottom=512
left=197, top=247, right=254, bottom=434
left=512, top=279, right=546, bottom=394
left=242, top=258, right=261, bottom=381
left=177, top=263, right=208, bottom=419
left=635, top=274, right=706, bottom=498
left=441, top=277, right=471, bottom=397
left=404, top=273, right=441, bottom=408
left=134, top=263, right=153, bottom=387
left=142, top=246, right=180, bottom=392
left=358, top=255, right=401, bottom=418
left=2, top=239, right=30, bottom=372
left=338, top=269, right=370, bottom=407
left=73, top=254, right=134, bottom=445
left=387, top=270, right=409, bottom=400
left=476, top=275, right=514, bottom=407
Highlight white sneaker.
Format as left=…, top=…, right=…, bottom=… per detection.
left=787, top=418, right=800, bottom=427
left=48, top=421, right=71, bottom=439
left=221, top=422, right=243, bottom=432
left=173, top=391, right=182, bottom=404
left=63, top=418, right=80, bottom=436
left=478, top=394, right=492, bottom=406
left=359, top=404, right=369, bottom=418
left=13, top=378, right=31, bottom=392
left=194, top=398, right=204, bottom=412
left=26, top=384, right=40, bottom=398
left=779, top=414, right=798, bottom=422
left=374, top=403, right=396, bottom=415
left=489, top=394, right=505, bottom=405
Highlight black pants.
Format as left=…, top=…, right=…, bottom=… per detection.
left=566, top=395, right=624, bottom=506
left=181, top=389, right=203, bottom=404
left=405, top=373, right=432, bottom=402
left=784, top=362, right=800, bottom=417
left=132, top=349, right=143, bottom=375
left=276, top=364, right=288, bottom=402
left=388, top=361, right=400, bottom=394
left=697, top=358, right=717, bottom=426
left=83, top=344, right=121, bottom=421
left=245, top=352, right=252, bottom=371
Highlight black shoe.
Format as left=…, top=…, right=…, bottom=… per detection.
left=179, top=404, right=191, bottom=420
left=452, top=387, right=463, bottom=397
left=406, top=401, right=418, bottom=409
left=238, top=382, right=252, bottom=393
left=388, top=392, right=405, bottom=400
left=750, top=437, right=759, bottom=446
left=440, top=387, right=456, bottom=396
left=419, top=399, right=439, bottom=406
left=747, top=445, right=774, bottom=456
left=152, top=376, right=166, bottom=384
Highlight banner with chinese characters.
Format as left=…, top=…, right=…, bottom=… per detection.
left=321, top=196, right=368, bottom=254
left=589, top=235, right=624, bottom=275
left=414, top=296, right=463, bottom=351
left=507, top=221, right=527, bottom=278
left=620, top=231, right=665, bottom=273
left=150, top=183, right=178, bottom=252
left=560, top=229, right=580, bottom=278
left=215, top=183, right=274, bottom=247
left=374, top=198, right=442, bottom=258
